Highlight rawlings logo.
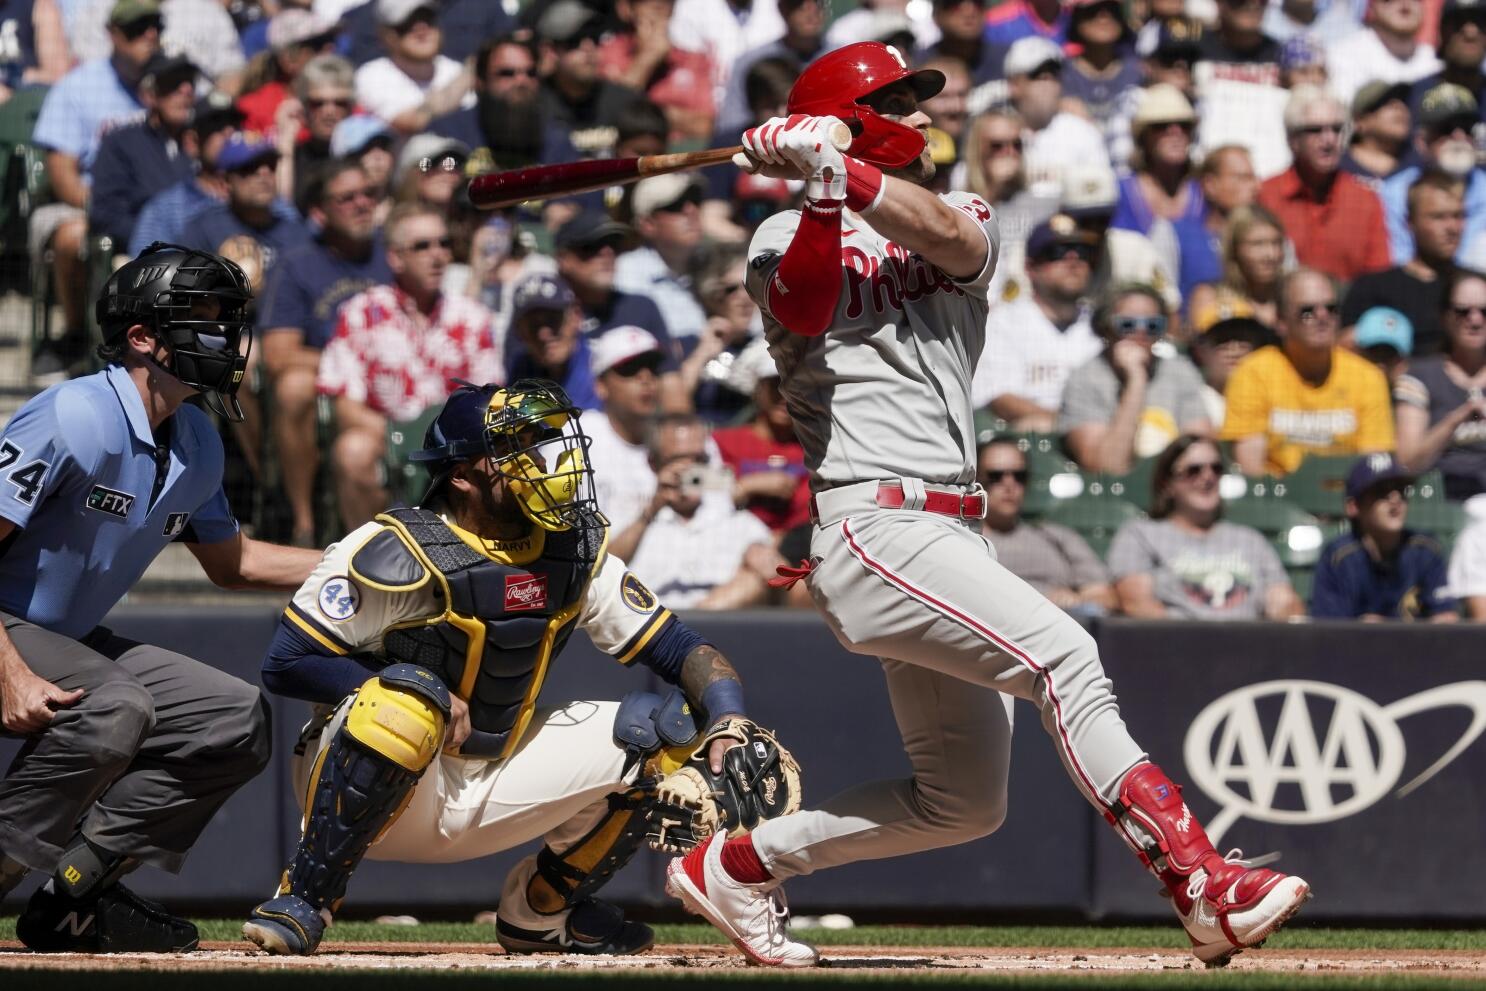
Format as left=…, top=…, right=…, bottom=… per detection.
left=762, top=775, right=779, bottom=806
left=505, top=574, right=548, bottom=612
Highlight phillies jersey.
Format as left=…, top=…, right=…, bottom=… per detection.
left=744, top=192, right=1001, bottom=489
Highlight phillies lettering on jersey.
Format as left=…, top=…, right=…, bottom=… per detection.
left=744, top=191, right=1002, bottom=489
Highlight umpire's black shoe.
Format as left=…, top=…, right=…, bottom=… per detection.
left=16, top=882, right=199, bottom=953
left=496, top=897, right=654, bottom=955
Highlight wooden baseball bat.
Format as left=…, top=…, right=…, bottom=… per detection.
left=468, top=122, right=853, bottom=210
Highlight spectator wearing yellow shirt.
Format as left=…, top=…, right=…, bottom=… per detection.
left=1221, top=267, right=1396, bottom=476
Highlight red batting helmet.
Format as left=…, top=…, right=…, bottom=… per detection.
left=787, top=42, right=945, bottom=169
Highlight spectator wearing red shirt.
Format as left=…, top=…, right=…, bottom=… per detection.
left=712, top=340, right=810, bottom=534
left=236, top=10, right=339, bottom=136
left=317, top=204, right=503, bottom=528
left=598, top=0, right=717, bottom=141
left=1258, top=85, right=1393, bottom=280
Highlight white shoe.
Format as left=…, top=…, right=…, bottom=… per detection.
left=1170, top=850, right=1312, bottom=967
left=665, top=834, right=819, bottom=968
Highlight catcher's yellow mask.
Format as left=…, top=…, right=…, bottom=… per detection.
left=485, top=382, right=597, bottom=532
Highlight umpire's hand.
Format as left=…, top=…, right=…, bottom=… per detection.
left=0, top=652, right=83, bottom=735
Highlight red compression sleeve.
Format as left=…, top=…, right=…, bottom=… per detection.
left=844, top=157, right=884, bottom=214
left=767, top=197, right=844, bottom=337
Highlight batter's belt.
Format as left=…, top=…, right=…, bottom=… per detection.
left=810, top=478, right=987, bottom=526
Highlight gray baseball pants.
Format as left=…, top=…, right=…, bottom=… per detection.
left=0, top=611, right=272, bottom=875
left=751, top=489, right=1148, bottom=879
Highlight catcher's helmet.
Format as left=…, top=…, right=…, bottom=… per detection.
left=409, top=379, right=599, bottom=532
left=787, top=42, right=945, bottom=169
left=96, top=242, right=254, bottom=422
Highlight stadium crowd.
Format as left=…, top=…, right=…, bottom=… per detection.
left=5, top=0, right=1486, bottom=619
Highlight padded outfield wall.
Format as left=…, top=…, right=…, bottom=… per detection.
left=1, top=607, right=1481, bottom=920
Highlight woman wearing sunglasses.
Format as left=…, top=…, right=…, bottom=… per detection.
left=1060, top=283, right=1212, bottom=474
left=1108, top=434, right=1304, bottom=620
left=1394, top=267, right=1486, bottom=498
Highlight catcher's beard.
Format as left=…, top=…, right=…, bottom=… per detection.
left=451, top=463, right=532, bottom=541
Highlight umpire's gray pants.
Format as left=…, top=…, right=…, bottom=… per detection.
left=0, top=612, right=272, bottom=874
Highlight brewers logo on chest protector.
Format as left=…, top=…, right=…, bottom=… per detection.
left=348, top=506, right=606, bottom=759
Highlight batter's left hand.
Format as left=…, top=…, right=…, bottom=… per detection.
left=445, top=695, right=471, bottom=751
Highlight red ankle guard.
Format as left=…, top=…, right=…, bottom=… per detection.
left=1108, top=763, right=1222, bottom=878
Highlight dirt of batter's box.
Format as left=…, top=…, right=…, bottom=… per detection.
left=0, top=942, right=1483, bottom=976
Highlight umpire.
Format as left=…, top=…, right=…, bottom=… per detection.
left=0, top=244, right=322, bottom=952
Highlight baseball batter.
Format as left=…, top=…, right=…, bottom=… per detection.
left=665, top=42, right=1311, bottom=968
left=242, top=381, right=800, bottom=957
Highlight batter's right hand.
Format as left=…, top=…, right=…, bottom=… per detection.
left=0, top=661, right=83, bottom=735
left=445, top=694, right=471, bottom=751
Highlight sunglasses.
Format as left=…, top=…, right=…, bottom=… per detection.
left=228, top=157, right=278, bottom=176
left=1296, top=301, right=1338, bottom=322
left=1111, top=314, right=1168, bottom=336
left=1296, top=122, right=1344, bottom=136
left=118, top=15, right=163, bottom=39
left=611, top=355, right=664, bottom=377
left=494, top=66, right=538, bottom=79
left=307, top=96, right=353, bottom=110
left=1034, top=243, right=1095, bottom=264
left=571, top=242, right=616, bottom=259
left=1175, top=461, right=1223, bottom=480
left=403, top=236, right=452, bottom=253
left=1451, top=303, right=1486, bottom=319
left=981, top=469, right=1029, bottom=485
left=1148, top=119, right=1196, bottom=134
left=328, top=186, right=376, bottom=206
left=419, top=155, right=465, bottom=174
left=655, top=193, right=703, bottom=214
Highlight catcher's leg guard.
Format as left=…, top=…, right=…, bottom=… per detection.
left=496, top=791, right=656, bottom=955
left=1108, top=762, right=1311, bottom=967
left=244, top=665, right=448, bottom=956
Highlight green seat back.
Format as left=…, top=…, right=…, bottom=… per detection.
left=1222, top=487, right=1326, bottom=568
left=386, top=406, right=443, bottom=505
left=1273, top=454, right=1355, bottom=519
left=1043, top=492, right=1143, bottom=558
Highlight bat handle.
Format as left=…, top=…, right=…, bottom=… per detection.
left=827, top=120, right=853, bottom=153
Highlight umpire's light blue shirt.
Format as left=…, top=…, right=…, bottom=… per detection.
left=0, top=365, right=238, bottom=637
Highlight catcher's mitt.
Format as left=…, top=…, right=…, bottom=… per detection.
left=648, top=717, right=802, bottom=853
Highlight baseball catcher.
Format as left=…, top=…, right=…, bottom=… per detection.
left=241, top=380, right=799, bottom=956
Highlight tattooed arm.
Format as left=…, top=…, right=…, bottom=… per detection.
left=679, top=643, right=748, bottom=774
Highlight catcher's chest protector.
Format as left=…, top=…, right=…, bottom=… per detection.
left=354, top=507, right=604, bottom=753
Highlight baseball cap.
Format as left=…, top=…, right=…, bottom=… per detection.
left=109, top=0, right=160, bottom=26
left=1061, top=163, right=1118, bottom=218
left=192, top=90, right=244, bottom=139
left=1135, top=15, right=1203, bottom=59
left=1131, top=83, right=1196, bottom=134
left=1003, top=36, right=1064, bottom=78
left=1351, top=80, right=1411, bottom=118
left=1419, top=82, right=1479, bottom=130
left=730, top=337, right=778, bottom=394
left=395, top=133, right=469, bottom=186
left=590, top=325, right=663, bottom=377
left=1201, top=315, right=1274, bottom=347
left=1441, top=0, right=1486, bottom=20
left=268, top=9, right=336, bottom=51
left=1355, top=305, right=1414, bottom=356
left=330, top=114, right=393, bottom=158
left=408, top=382, right=503, bottom=476
left=1345, top=451, right=1414, bottom=500
left=632, top=174, right=704, bottom=220
left=1026, top=214, right=1098, bottom=260
left=536, top=0, right=602, bottom=43
left=376, top=0, right=435, bottom=26
left=554, top=211, right=631, bottom=252
left=216, top=133, right=279, bottom=172
left=510, top=274, right=576, bottom=321
left=140, top=53, right=199, bottom=91
left=1278, top=35, right=1326, bottom=73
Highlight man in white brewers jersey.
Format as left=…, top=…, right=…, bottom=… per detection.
left=663, top=41, right=1311, bottom=969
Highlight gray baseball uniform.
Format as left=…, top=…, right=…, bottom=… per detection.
left=741, top=193, right=1147, bottom=879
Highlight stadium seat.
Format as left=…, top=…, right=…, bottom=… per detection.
left=385, top=405, right=443, bottom=506
left=1001, top=432, right=1079, bottom=518
left=1221, top=482, right=1326, bottom=569
left=1042, top=489, right=1143, bottom=558
left=1407, top=471, right=1468, bottom=552
left=1272, top=455, right=1354, bottom=519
